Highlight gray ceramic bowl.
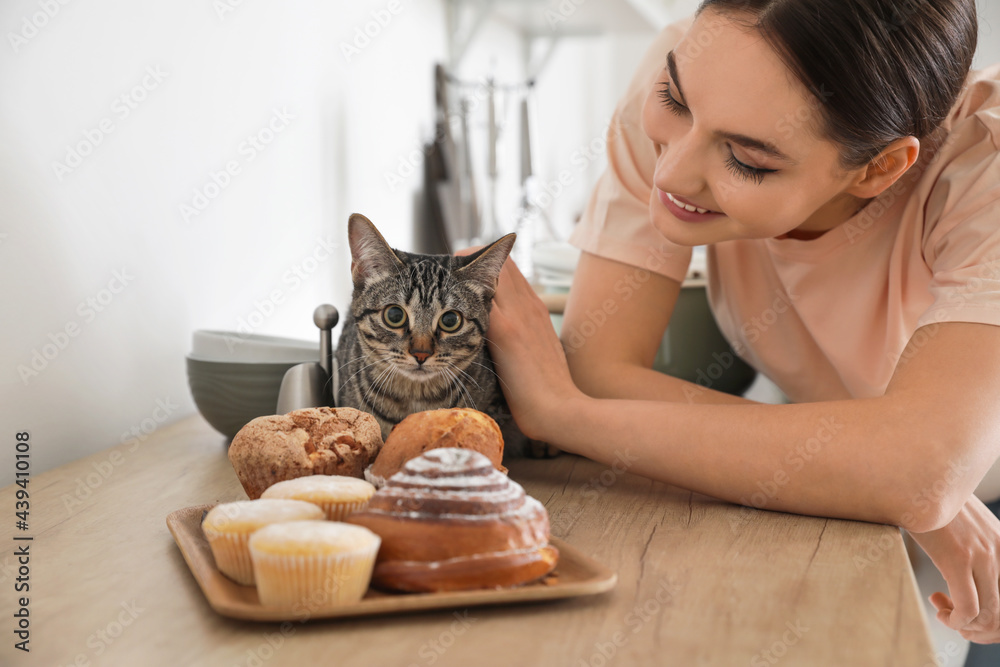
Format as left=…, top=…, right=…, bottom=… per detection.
left=186, top=357, right=311, bottom=440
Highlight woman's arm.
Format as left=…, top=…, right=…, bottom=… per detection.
left=562, top=251, right=752, bottom=405
left=491, top=255, right=1000, bottom=533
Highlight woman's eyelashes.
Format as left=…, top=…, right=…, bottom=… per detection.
left=657, top=81, right=686, bottom=116
left=657, top=80, right=780, bottom=185
left=725, top=150, right=779, bottom=185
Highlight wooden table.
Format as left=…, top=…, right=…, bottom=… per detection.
left=0, top=415, right=933, bottom=666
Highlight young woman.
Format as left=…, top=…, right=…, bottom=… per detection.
left=483, top=0, right=1000, bottom=660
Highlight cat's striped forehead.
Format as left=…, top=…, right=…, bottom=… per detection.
left=406, top=258, right=452, bottom=303
left=353, top=255, right=485, bottom=316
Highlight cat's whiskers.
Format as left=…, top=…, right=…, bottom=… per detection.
left=338, top=352, right=372, bottom=366
left=482, top=335, right=505, bottom=354
left=362, top=365, right=395, bottom=408
left=463, top=358, right=513, bottom=394
left=462, top=359, right=501, bottom=383
left=374, top=366, right=400, bottom=407
left=449, top=362, right=483, bottom=391
left=438, top=366, right=460, bottom=407
left=443, top=366, right=477, bottom=411
left=339, top=356, right=389, bottom=390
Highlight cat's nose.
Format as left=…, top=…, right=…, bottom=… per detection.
left=409, top=338, right=434, bottom=364
left=410, top=335, right=434, bottom=364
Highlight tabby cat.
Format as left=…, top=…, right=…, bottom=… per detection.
left=335, top=213, right=517, bottom=445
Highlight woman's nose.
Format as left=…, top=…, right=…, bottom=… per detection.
left=653, top=130, right=708, bottom=197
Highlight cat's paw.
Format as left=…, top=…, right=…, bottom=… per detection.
left=525, top=439, right=561, bottom=459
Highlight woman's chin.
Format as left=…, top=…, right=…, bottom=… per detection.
left=650, top=208, right=714, bottom=247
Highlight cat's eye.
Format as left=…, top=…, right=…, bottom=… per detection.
left=382, top=305, right=407, bottom=328
left=438, top=310, right=463, bottom=332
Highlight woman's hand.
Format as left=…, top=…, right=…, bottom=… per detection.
left=489, top=257, right=584, bottom=440
left=456, top=245, right=583, bottom=441
left=909, top=496, right=1000, bottom=643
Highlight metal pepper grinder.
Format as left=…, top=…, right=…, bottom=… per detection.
left=275, top=304, right=339, bottom=414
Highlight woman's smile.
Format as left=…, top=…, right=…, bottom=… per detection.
left=658, top=189, right=724, bottom=222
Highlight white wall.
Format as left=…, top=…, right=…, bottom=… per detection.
left=976, top=0, right=1000, bottom=68
left=0, top=0, right=454, bottom=485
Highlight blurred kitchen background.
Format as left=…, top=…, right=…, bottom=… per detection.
left=1, top=0, right=998, bottom=481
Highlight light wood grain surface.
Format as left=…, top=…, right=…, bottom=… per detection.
left=0, top=415, right=934, bottom=667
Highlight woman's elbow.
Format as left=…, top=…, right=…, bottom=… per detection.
left=890, top=453, right=979, bottom=533
left=563, top=345, right=602, bottom=396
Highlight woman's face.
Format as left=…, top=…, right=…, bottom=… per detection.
left=642, top=9, right=868, bottom=245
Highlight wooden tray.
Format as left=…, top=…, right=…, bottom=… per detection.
left=167, top=504, right=617, bottom=622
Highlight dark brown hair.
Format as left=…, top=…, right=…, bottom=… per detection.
left=697, top=0, right=978, bottom=167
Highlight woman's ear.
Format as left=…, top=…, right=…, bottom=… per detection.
left=846, top=136, right=921, bottom=200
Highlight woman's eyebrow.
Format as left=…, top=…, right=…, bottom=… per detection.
left=718, top=131, right=797, bottom=164
left=666, top=51, right=685, bottom=101
left=666, top=50, right=797, bottom=165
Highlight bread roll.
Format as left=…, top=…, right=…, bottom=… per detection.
left=348, top=448, right=558, bottom=592
left=366, top=408, right=505, bottom=488
left=229, top=407, right=383, bottom=499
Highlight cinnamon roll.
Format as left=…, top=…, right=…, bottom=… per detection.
left=347, top=448, right=558, bottom=592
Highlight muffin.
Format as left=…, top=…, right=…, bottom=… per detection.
left=201, top=499, right=324, bottom=585
left=366, top=408, right=505, bottom=488
left=249, top=520, right=381, bottom=609
left=260, top=475, right=376, bottom=521
left=229, top=407, right=384, bottom=499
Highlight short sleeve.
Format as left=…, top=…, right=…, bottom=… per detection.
left=917, top=81, right=1000, bottom=330
left=569, top=18, right=694, bottom=283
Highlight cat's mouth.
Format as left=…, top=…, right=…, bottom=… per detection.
left=398, top=363, right=441, bottom=381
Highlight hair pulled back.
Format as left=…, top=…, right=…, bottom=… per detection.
left=697, top=0, right=978, bottom=166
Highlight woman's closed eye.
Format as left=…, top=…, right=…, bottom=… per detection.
left=658, top=81, right=779, bottom=185
left=657, top=81, right=687, bottom=117
left=725, top=149, right=779, bottom=185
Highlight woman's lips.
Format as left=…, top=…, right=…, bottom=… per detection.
left=658, top=189, right=724, bottom=222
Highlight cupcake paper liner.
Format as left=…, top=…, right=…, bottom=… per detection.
left=322, top=499, right=371, bottom=522
left=250, top=540, right=380, bottom=609
left=204, top=529, right=255, bottom=585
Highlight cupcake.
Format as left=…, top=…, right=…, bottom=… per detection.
left=249, top=521, right=381, bottom=609
left=260, top=475, right=376, bottom=521
left=202, top=499, right=324, bottom=585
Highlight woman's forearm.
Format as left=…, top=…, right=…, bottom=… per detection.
left=566, top=356, right=754, bottom=405
left=489, top=251, right=998, bottom=535
left=538, top=392, right=964, bottom=532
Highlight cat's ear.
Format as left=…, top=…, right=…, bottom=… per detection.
left=454, top=233, right=516, bottom=296
left=348, top=213, right=405, bottom=286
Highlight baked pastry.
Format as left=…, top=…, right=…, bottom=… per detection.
left=348, top=448, right=558, bottom=592
left=260, top=475, right=376, bottom=521
left=365, top=408, right=505, bottom=488
left=249, top=520, right=381, bottom=608
left=201, top=499, right=325, bottom=585
left=229, top=407, right=383, bottom=499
